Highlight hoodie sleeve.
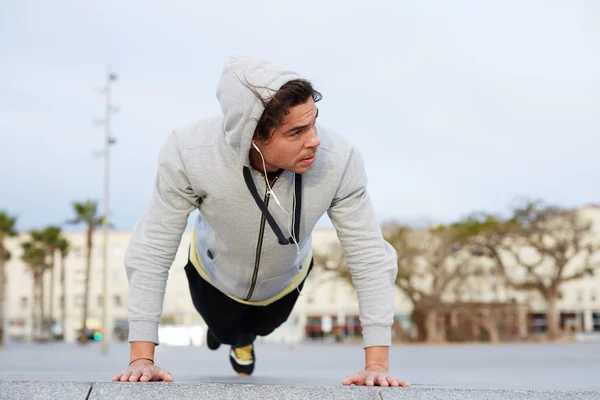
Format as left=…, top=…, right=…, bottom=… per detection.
left=326, top=148, right=398, bottom=348
left=124, top=131, right=199, bottom=344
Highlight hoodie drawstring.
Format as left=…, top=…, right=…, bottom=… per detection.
left=242, top=166, right=302, bottom=246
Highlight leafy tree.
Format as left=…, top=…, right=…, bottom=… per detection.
left=67, top=200, right=104, bottom=344
left=57, top=236, right=70, bottom=339
left=31, top=226, right=62, bottom=336
left=21, top=238, right=49, bottom=339
left=453, top=201, right=600, bottom=339
left=0, top=211, right=17, bottom=346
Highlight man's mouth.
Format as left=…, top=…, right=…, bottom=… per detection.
left=299, top=153, right=317, bottom=163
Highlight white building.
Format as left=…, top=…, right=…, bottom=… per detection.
left=3, top=206, right=600, bottom=344
left=2, top=227, right=410, bottom=344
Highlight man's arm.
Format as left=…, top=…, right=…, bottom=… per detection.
left=365, top=346, right=389, bottom=370
left=327, top=148, right=400, bottom=384
left=327, top=148, right=397, bottom=348
left=124, top=130, right=199, bottom=353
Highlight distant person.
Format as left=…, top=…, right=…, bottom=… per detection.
left=112, top=56, right=408, bottom=387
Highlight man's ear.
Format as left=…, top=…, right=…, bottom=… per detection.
left=251, top=131, right=261, bottom=144
left=253, top=126, right=274, bottom=145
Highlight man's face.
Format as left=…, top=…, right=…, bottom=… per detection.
left=251, top=98, right=320, bottom=175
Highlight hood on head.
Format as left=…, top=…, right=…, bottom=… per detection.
left=216, top=55, right=302, bottom=167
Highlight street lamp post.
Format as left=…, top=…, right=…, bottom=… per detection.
left=95, top=65, right=118, bottom=355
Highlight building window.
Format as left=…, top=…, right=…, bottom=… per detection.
left=9, top=319, right=25, bottom=327
left=114, top=295, right=122, bottom=308
left=593, top=312, right=600, bottom=332
left=531, top=313, right=547, bottom=333
left=60, top=296, right=65, bottom=309
left=97, top=295, right=104, bottom=307
left=21, top=297, right=28, bottom=310
left=577, top=291, right=584, bottom=303
left=22, top=270, right=31, bottom=285
left=75, top=295, right=85, bottom=307
left=75, top=270, right=86, bottom=283
left=592, top=291, right=597, bottom=302
left=526, top=295, right=535, bottom=305
left=74, top=247, right=84, bottom=257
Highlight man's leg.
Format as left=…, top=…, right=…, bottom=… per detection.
left=184, top=260, right=257, bottom=376
left=245, top=259, right=314, bottom=337
left=184, top=260, right=254, bottom=347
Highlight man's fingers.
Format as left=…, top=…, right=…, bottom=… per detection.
left=342, top=374, right=358, bottom=385
left=112, top=373, right=122, bottom=382
left=129, top=370, right=143, bottom=382
left=386, top=376, right=399, bottom=387
left=119, top=370, right=132, bottom=382
left=377, top=375, right=389, bottom=387
left=158, top=369, right=174, bottom=382
left=139, top=367, right=153, bottom=382
left=397, top=379, right=410, bottom=387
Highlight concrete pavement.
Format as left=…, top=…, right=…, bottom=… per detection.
left=2, top=340, right=600, bottom=398
left=2, top=381, right=600, bottom=400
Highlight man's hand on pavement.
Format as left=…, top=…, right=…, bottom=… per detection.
left=342, top=364, right=410, bottom=387
left=112, top=359, right=174, bottom=382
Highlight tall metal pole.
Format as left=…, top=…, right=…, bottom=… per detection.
left=97, top=65, right=117, bottom=355
left=101, top=65, right=110, bottom=355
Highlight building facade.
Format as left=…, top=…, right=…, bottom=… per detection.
left=3, top=206, right=600, bottom=344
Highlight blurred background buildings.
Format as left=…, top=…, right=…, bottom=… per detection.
left=3, top=205, right=599, bottom=347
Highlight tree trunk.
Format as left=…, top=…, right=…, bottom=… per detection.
left=546, top=293, right=560, bottom=340
left=32, top=273, right=37, bottom=339
left=32, top=269, right=41, bottom=340
left=425, top=309, right=442, bottom=343
left=49, top=252, right=55, bottom=339
left=61, top=254, right=67, bottom=341
left=411, top=308, right=427, bottom=342
left=0, top=243, right=6, bottom=347
left=450, top=310, right=459, bottom=329
left=480, top=308, right=500, bottom=343
left=40, top=265, right=46, bottom=337
left=79, top=228, right=93, bottom=344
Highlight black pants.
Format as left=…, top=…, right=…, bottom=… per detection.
left=184, top=259, right=313, bottom=347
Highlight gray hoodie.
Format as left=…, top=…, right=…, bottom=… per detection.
left=125, top=56, right=398, bottom=348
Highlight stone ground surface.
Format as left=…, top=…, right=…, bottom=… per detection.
left=2, top=381, right=600, bottom=400
left=1, top=340, right=599, bottom=399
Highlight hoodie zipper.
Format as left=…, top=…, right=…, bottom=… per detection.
left=245, top=175, right=280, bottom=301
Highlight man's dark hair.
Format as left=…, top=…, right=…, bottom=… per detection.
left=244, top=79, right=322, bottom=141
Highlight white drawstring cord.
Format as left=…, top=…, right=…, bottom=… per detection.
left=252, top=142, right=304, bottom=295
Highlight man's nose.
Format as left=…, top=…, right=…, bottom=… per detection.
left=305, top=127, right=320, bottom=148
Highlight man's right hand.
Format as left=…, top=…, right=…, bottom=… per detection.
left=112, top=359, right=174, bottom=382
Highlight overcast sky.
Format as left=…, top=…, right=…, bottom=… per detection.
left=1, top=0, right=598, bottom=233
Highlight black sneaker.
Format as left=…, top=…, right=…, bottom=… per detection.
left=205, top=329, right=221, bottom=351
left=229, top=344, right=255, bottom=376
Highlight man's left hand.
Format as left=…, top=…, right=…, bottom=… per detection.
left=342, top=365, right=410, bottom=387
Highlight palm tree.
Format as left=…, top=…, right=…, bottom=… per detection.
left=31, top=226, right=61, bottom=338
left=68, top=200, right=103, bottom=344
left=0, top=211, right=18, bottom=347
left=57, top=236, right=70, bottom=341
left=21, top=239, right=48, bottom=340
